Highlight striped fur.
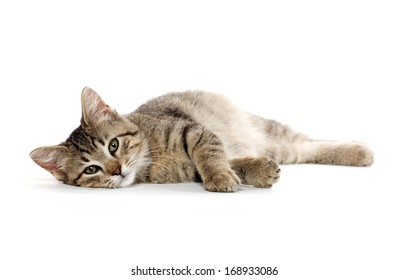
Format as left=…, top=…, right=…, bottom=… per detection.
left=30, top=87, right=374, bottom=192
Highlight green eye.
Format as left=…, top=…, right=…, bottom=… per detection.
left=84, top=165, right=101, bottom=175
left=109, top=138, right=119, bottom=154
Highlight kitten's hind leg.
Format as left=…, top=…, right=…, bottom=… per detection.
left=271, top=140, right=374, bottom=166
left=256, top=116, right=374, bottom=166
left=229, top=157, right=280, bottom=188
left=308, top=141, right=374, bottom=166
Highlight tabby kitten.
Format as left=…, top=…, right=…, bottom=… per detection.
left=30, top=87, right=373, bottom=192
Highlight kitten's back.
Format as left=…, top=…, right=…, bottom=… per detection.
left=135, top=91, right=269, bottom=158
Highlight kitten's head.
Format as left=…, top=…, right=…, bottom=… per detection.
left=30, top=87, right=150, bottom=188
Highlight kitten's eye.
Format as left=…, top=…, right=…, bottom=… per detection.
left=109, top=138, right=119, bottom=154
left=84, top=165, right=101, bottom=175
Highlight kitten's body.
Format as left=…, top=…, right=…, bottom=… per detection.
left=30, top=87, right=373, bottom=192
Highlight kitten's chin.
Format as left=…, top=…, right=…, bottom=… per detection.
left=118, top=172, right=137, bottom=187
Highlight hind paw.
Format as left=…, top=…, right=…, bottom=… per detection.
left=250, top=158, right=280, bottom=188
left=230, top=157, right=280, bottom=188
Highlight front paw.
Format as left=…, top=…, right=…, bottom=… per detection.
left=203, top=170, right=241, bottom=192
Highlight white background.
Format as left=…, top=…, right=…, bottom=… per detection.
left=1, top=0, right=407, bottom=279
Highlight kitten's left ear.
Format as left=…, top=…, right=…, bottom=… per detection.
left=81, top=86, right=116, bottom=125
left=30, top=145, right=69, bottom=181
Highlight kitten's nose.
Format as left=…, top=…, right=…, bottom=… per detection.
left=112, top=166, right=121, bottom=176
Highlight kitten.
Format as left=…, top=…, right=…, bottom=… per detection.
left=30, top=87, right=373, bottom=192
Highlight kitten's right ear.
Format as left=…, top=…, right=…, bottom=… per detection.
left=81, top=86, right=115, bottom=126
left=30, top=146, right=69, bottom=180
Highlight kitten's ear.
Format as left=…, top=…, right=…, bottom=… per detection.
left=30, top=145, right=69, bottom=180
left=81, top=86, right=115, bottom=125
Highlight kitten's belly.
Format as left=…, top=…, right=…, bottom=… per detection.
left=147, top=151, right=197, bottom=183
left=210, top=124, right=268, bottom=159
left=191, top=111, right=268, bottom=158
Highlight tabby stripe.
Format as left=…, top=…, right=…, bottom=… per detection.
left=164, top=126, right=173, bottom=149
left=128, top=142, right=141, bottom=150
left=71, top=142, right=91, bottom=154
left=81, top=156, right=90, bottom=162
left=191, top=131, right=205, bottom=155
left=97, top=139, right=105, bottom=146
left=164, top=107, right=193, bottom=121
left=208, top=137, right=222, bottom=146
left=207, top=147, right=222, bottom=154
left=117, top=131, right=139, bottom=138
left=90, top=137, right=97, bottom=148
left=181, top=124, right=193, bottom=158
left=74, top=173, right=83, bottom=185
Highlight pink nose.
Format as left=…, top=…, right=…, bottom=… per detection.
left=112, top=166, right=121, bottom=176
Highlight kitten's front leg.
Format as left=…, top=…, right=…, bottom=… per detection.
left=186, top=128, right=240, bottom=192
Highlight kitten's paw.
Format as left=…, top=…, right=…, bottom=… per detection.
left=250, top=157, right=280, bottom=188
left=317, top=143, right=374, bottom=166
left=230, top=157, right=280, bottom=188
left=203, top=170, right=241, bottom=192
left=349, top=144, right=374, bottom=166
